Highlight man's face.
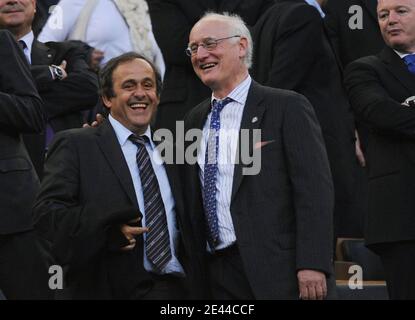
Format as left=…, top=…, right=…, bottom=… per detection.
left=378, top=0, right=415, bottom=52
left=0, top=0, right=36, bottom=36
left=189, top=18, right=248, bottom=95
left=103, top=58, right=160, bottom=135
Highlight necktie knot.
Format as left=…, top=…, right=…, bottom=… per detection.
left=18, top=40, right=27, bottom=50
left=212, top=97, right=233, bottom=113
left=129, top=134, right=149, bottom=147
left=403, top=54, right=415, bottom=74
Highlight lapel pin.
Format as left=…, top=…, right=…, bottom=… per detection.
left=252, top=116, right=258, bottom=123
left=47, top=54, right=52, bottom=58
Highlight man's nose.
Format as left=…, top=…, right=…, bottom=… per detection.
left=195, top=44, right=210, bottom=58
left=388, top=11, right=399, bottom=24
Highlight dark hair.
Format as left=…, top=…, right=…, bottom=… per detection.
left=99, top=52, right=162, bottom=99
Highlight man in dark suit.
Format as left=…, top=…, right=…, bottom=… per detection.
left=324, top=0, right=385, bottom=68
left=0, top=29, right=50, bottom=299
left=0, top=0, right=99, bottom=178
left=184, top=12, right=335, bottom=299
left=344, top=0, right=415, bottom=299
left=33, top=52, right=202, bottom=299
left=147, top=0, right=276, bottom=134
left=251, top=0, right=362, bottom=238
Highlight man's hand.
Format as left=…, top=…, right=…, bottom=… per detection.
left=82, top=113, right=105, bottom=128
left=90, top=49, right=104, bottom=70
left=58, top=60, right=68, bottom=80
left=297, top=269, right=327, bottom=300
left=119, top=217, right=148, bottom=251
left=355, top=130, right=366, bottom=167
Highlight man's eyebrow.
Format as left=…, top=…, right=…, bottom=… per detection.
left=121, top=79, right=137, bottom=86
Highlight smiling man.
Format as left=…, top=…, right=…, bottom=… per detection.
left=33, top=52, right=201, bottom=299
left=183, top=13, right=336, bottom=300
left=344, top=0, right=415, bottom=300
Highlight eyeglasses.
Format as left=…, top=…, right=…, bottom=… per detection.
left=185, top=35, right=241, bottom=57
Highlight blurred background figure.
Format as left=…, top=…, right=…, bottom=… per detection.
left=251, top=0, right=363, bottom=239
left=147, top=0, right=276, bottom=134
left=0, top=0, right=99, bottom=179
left=324, top=0, right=384, bottom=68
left=0, top=29, right=50, bottom=300
left=38, top=0, right=165, bottom=75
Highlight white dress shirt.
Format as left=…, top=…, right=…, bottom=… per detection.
left=197, top=75, right=252, bottom=250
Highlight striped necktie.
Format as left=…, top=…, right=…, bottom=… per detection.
left=129, top=134, right=172, bottom=271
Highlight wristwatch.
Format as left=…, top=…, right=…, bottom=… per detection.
left=50, top=64, right=65, bottom=80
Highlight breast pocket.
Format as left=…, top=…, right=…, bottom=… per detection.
left=0, top=157, right=31, bottom=173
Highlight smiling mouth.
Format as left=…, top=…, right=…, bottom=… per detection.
left=200, top=62, right=217, bottom=70
left=129, top=103, right=148, bottom=110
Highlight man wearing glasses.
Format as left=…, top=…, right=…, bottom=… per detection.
left=182, top=13, right=336, bottom=300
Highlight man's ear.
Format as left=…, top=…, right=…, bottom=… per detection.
left=239, top=37, right=248, bottom=59
left=102, top=95, right=112, bottom=109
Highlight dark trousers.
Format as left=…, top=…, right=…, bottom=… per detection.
left=208, top=244, right=255, bottom=300
left=375, top=241, right=415, bottom=300
left=140, top=274, right=186, bottom=300
left=0, top=231, right=52, bottom=299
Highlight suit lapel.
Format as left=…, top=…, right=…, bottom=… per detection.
left=96, top=121, right=139, bottom=208
left=31, top=40, right=54, bottom=65
left=379, top=47, right=415, bottom=94
left=360, top=0, right=378, bottom=23
left=231, top=81, right=265, bottom=203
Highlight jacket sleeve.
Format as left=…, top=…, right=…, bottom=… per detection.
left=344, top=58, right=415, bottom=138
left=0, top=30, right=45, bottom=133
left=281, top=92, right=334, bottom=274
left=33, top=132, right=138, bottom=270
left=32, top=42, right=99, bottom=119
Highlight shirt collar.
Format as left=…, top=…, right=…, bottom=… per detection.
left=108, top=114, right=154, bottom=149
left=305, top=0, right=325, bottom=18
left=211, top=75, right=252, bottom=105
left=19, top=30, right=34, bottom=54
left=394, top=49, right=415, bottom=59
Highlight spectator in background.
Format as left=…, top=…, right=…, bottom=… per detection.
left=32, top=0, right=58, bottom=36
left=251, top=0, right=363, bottom=239
left=147, top=0, right=276, bottom=134
left=39, top=0, right=165, bottom=75
left=0, top=29, right=50, bottom=300
left=324, top=0, right=385, bottom=68
left=0, top=0, right=99, bottom=179
left=344, top=0, right=415, bottom=299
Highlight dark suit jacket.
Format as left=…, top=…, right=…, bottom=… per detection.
left=251, top=0, right=357, bottom=235
left=183, top=81, right=336, bottom=299
left=324, top=0, right=385, bottom=68
left=23, top=39, right=99, bottom=178
left=0, top=30, right=45, bottom=235
left=344, top=47, right=415, bottom=247
left=33, top=120, right=202, bottom=299
left=147, top=0, right=276, bottom=133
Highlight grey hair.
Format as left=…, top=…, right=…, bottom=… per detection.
left=199, top=12, right=253, bottom=68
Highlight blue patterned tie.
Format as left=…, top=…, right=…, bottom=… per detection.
left=403, top=54, right=415, bottom=75
left=203, top=97, right=233, bottom=248
left=129, top=134, right=172, bottom=271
